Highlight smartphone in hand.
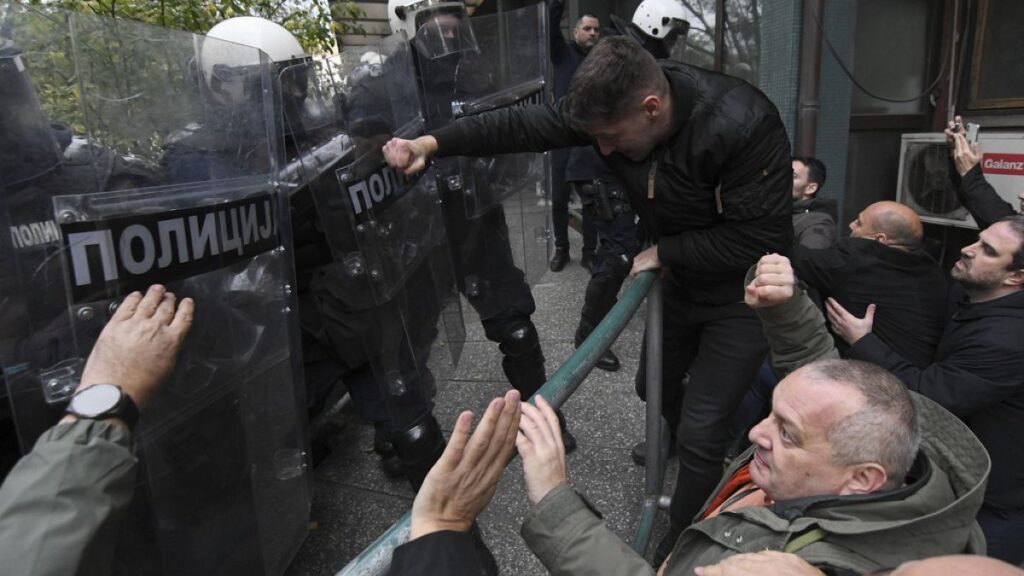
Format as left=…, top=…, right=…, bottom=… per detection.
left=966, top=122, right=980, bottom=147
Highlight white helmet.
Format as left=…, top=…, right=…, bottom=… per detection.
left=207, top=16, right=307, bottom=64
left=387, top=0, right=476, bottom=59
left=631, top=0, right=689, bottom=39
left=203, top=17, right=325, bottom=136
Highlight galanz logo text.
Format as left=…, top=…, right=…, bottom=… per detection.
left=981, top=154, right=1024, bottom=176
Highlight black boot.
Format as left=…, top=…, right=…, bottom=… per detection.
left=549, top=246, right=570, bottom=272
left=555, top=408, right=577, bottom=454
left=575, top=275, right=626, bottom=372
left=373, top=423, right=405, bottom=478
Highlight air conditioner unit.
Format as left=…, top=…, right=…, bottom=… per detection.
left=896, top=132, right=1024, bottom=229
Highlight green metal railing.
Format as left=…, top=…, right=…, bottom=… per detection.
left=336, top=270, right=664, bottom=575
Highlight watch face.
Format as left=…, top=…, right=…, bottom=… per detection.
left=69, top=384, right=122, bottom=417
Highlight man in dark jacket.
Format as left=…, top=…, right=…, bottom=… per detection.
left=791, top=156, right=836, bottom=250
left=730, top=200, right=946, bottom=443
left=547, top=0, right=600, bottom=271
left=798, top=200, right=948, bottom=367
left=384, top=36, right=793, bottom=559
left=828, top=214, right=1024, bottom=564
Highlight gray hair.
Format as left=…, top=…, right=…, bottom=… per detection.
left=805, top=359, right=920, bottom=491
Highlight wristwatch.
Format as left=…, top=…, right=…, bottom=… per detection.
left=65, top=383, right=139, bottom=429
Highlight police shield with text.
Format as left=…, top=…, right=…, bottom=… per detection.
left=389, top=0, right=577, bottom=448
left=0, top=4, right=311, bottom=574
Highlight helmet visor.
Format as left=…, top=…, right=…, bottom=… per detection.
left=662, top=20, right=689, bottom=61
left=412, top=8, right=477, bottom=59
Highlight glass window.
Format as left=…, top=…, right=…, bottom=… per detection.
left=677, top=0, right=716, bottom=69
left=850, top=0, right=931, bottom=115
left=968, top=0, right=1024, bottom=110
left=724, top=0, right=760, bottom=84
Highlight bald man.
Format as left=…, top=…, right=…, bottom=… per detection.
left=791, top=201, right=948, bottom=366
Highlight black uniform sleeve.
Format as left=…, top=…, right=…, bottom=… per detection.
left=389, top=531, right=483, bottom=576
left=954, top=164, right=1016, bottom=230
left=850, top=331, right=1024, bottom=420
left=431, top=99, right=590, bottom=158
left=657, top=113, right=793, bottom=272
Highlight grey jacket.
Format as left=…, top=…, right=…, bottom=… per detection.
left=520, top=286, right=989, bottom=575
left=792, top=197, right=837, bottom=250
left=0, top=419, right=136, bottom=576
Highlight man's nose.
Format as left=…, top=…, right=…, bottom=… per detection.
left=748, top=418, right=771, bottom=448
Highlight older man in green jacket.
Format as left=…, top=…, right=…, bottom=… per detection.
left=393, top=254, right=989, bottom=575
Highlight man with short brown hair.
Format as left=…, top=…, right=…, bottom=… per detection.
left=384, top=36, right=793, bottom=561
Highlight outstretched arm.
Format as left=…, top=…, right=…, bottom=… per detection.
left=518, top=396, right=657, bottom=576
left=745, top=254, right=838, bottom=377
left=390, top=390, right=522, bottom=576
left=0, top=285, right=194, bottom=576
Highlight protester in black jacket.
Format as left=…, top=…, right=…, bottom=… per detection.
left=384, top=36, right=792, bottom=561
left=796, top=201, right=948, bottom=367
left=828, top=214, right=1024, bottom=565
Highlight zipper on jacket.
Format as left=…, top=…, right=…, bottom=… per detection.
left=647, top=161, right=657, bottom=200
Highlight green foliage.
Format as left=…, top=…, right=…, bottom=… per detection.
left=20, top=0, right=366, bottom=54
left=3, top=0, right=369, bottom=160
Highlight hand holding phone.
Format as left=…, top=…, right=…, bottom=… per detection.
left=965, top=122, right=980, bottom=147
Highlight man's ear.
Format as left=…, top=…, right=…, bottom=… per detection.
left=842, top=463, right=889, bottom=495
left=874, top=232, right=889, bottom=244
left=641, top=95, right=661, bottom=119
left=806, top=182, right=819, bottom=197
left=1003, top=268, right=1024, bottom=288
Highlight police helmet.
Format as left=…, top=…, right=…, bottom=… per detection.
left=0, top=39, right=62, bottom=188
left=387, top=0, right=477, bottom=59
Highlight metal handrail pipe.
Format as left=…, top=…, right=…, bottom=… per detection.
left=335, top=271, right=658, bottom=576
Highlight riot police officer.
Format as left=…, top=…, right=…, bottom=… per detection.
left=201, top=17, right=454, bottom=488
left=389, top=0, right=577, bottom=449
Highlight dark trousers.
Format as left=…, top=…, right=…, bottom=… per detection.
left=635, top=285, right=768, bottom=529
left=551, top=149, right=570, bottom=249
left=977, top=506, right=1024, bottom=565
left=730, top=356, right=779, bottom=439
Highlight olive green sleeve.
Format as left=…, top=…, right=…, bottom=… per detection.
left=0, top=419, right=137, bottom=576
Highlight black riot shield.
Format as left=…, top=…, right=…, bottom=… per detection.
left=417, top=3, right=553, bottom=293
left=0, top=5, right=310, bottom=575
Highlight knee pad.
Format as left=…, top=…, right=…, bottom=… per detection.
left=496, top=319, right=540, bottom=358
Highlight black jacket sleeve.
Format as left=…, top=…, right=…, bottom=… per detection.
left=952, top=164, right=1016, bottom=230
left=657, top=112, right=793, bottom=273
left=431, top=99, right=591, bottom=157
left=389, top=531, right=483, bottom=576
left=849, top=331, right=1024, bottom=420
left=791, top=241, right=854, bottom=298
